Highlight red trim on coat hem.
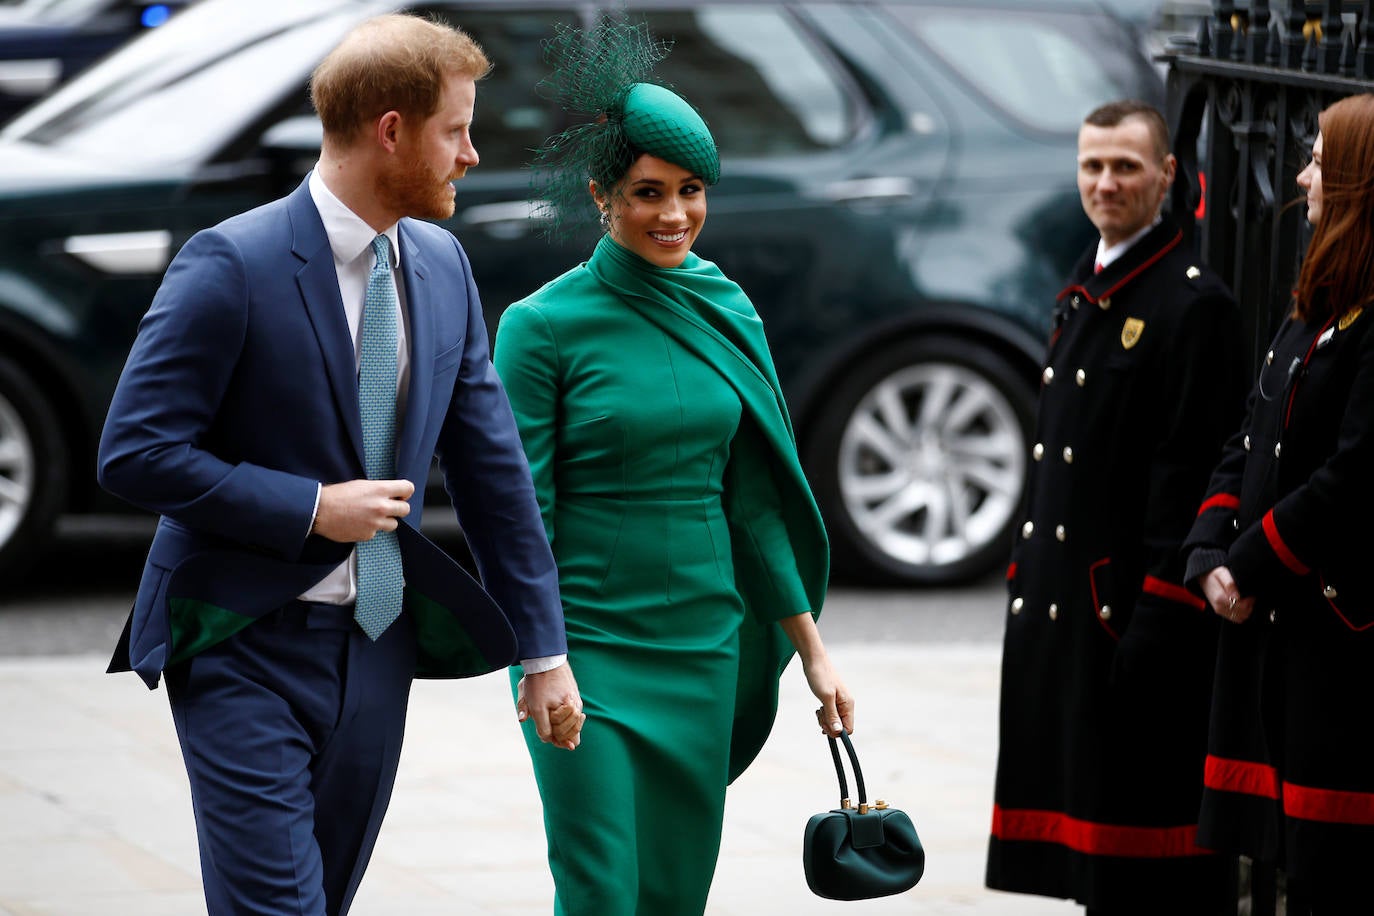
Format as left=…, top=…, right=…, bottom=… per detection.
left=1142, top=575, right=1206, bottom=610
left=990, top=805, right=1213, bottom=858
left=1196, top=493, right=1240, bottom=516
left=1262, top=511, right=1309, bottom=575
left=1006, top=562, right=1017, bottom=582
left=1321, top=575, right=1374, bottom=632
left=1088, top=556, right=1119, bottom=640
left=1284, top=781, right=1374, bottom=825
left=1204, top=755, right=1280, bottom=800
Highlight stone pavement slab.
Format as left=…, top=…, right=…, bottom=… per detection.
left=0, top=644, right=1074, bottom=915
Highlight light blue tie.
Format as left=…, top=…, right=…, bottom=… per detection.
left=354, top=234, right=405, bottom=640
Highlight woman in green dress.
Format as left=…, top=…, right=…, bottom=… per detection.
left=492, top=21, right=854, bottom=916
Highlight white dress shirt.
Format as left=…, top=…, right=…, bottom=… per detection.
left=1094, top=215, right=1161, bottom=272
left=300, top=169, right=565, bottom=674
left=300, top=168, right=408, bottom=605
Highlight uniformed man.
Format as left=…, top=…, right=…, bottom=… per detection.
left=985, top=100, right=1245, bottom=915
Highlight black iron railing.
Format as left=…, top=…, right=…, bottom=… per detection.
left=1165, top=1, right=1374, bottom=375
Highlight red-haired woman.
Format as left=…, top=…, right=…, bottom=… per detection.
left=1183, top=92, right=1374, bottom=913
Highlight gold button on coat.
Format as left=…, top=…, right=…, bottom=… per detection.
left=1266, top=350, right=1275, bottom=365
left=1099, top=605, right=1112, bottom=620
left=1075, top=369, right=1086, bottom=386
left=1042, top=366, right=1055, bottom=385
left=1022, top=521, right=1034, bottom=539
left=1048, top=603, right=1059, bottom=620
left=1323, top=585, right=1338, bottom=599
left=1032, top=443, right=1044, bottom=460
left=1011, top=597, right=1024, bottom=614
left=1062, top=446, right=1074, bottom=464
left=1243, top=435, right=1251, bottom=451
left=1055, top=525, right=1066, bottom=541
left=1274, top=442, right=1282, bottom=458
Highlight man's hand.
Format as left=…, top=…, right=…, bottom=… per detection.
left=312, top=479, right=414, bottom=543
left=516, top=663, right=585, bottom=751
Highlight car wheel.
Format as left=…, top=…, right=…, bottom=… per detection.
left=805, top=336, right=1035, bottom=585
left=0, top=355, right=67, bottom=583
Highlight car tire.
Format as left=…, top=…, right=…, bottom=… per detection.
left=804, top=336, right=1035, bottom=585
left=0, top=355, right=67, bottom=584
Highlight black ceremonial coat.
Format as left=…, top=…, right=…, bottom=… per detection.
left=986, top=219, right=1244, bottom=912
left=1183, top=300, right=1374, bottom=890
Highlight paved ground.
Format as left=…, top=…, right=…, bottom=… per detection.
left=0, top=643, right=1078, bottom=915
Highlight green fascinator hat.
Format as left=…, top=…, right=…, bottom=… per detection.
left=619, top=83, right=720, bottom=185
left=531, top=18, right=720, bottom=235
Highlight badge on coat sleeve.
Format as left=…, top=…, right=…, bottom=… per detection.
left=1121, top=317, right=1145, bottom=350
left=1339, top=306, right=1363, bottom=331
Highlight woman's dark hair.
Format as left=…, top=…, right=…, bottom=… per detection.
left=1294, top=93, right=1374, bottom=322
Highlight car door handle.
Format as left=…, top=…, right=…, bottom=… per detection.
left=821, top=177, right=917, bottom=203
left=459, top=199, right=551, bottom=240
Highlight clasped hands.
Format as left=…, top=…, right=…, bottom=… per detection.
left=315, top=478, right=587, bottom=750
left=1201, top=565, right=1255, bottom=624
left=517, top=665, right=585, bottom=751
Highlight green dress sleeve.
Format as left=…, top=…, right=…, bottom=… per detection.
left=493, top=302, right=560, bottom=547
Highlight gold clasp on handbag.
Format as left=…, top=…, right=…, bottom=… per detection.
left=875, top=799, right=889, bottom=810
left=841, top=798, right=853, bottom=809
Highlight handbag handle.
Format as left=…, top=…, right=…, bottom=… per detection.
left=826, top=731, right=868, bottom=810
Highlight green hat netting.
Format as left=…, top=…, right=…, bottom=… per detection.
left=529, top=17, right=720, bottom=237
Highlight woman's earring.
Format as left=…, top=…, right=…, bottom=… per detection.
left=599, top=208, right=609, bottom=230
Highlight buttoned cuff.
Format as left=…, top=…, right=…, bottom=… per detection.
left=307, top=482, right=322, bottom=538
left=518, top=654, right=567, bottom=674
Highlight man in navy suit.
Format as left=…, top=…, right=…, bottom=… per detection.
left=97, top=14, right=583, bottom=915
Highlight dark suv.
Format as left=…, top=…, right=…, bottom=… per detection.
left=0, top=0, right=1161, bottom=586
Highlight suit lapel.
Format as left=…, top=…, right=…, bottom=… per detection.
left=396, top=222, right=433, bottom=477
left=288, top=180, right=365, bottom=467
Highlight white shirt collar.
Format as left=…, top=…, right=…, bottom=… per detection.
left=308, top=167, right=400, bottom=268
left=1095, top=214, right=1162, bottom=271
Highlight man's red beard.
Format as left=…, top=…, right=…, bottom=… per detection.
left=377, top=152, right=458, bottom=221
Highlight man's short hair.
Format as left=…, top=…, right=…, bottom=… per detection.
left=1082, top=100, right=1171, bottom=161
left=310, top=13, right=491, bottom=145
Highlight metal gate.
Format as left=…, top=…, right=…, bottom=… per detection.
left=1165, top=0, right=1374, bottom=376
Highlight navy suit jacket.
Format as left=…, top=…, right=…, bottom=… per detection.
left=98, top=177, right=565, bottom=688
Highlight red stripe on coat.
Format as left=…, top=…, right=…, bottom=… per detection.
left=1262, top=511, right=1310, bottom=575
left=990, top=805, right=1212, bottom=858
left=1142, top=575, right=1206, bottom=610
left=1006, top=562, right=1017, bottom=582
left=1284, top=781, right=1374, bottom=825
left=1196, top=493, right=1239, bottom=516
left=1204, top=755, right=1280, bottom=800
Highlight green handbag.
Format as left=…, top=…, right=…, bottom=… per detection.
left=802, top=731, right=925, bottom=900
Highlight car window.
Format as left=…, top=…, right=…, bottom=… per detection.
left=884, top=5, right=1143, bottom=134
left=633, top=5, right=858, bottom=156
left=2, top=0, right=355, bottom=167
left=411, top=6, right=568, bottom=172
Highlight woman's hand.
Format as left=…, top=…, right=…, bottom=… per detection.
left=804, top=655, right=855, bottom=737
left=777, top=612, right=855, bottom=736
left=1201, top=565, right=1255, bottom=624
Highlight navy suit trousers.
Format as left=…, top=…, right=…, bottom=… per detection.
left=166, top=604, right=417, bottom=916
